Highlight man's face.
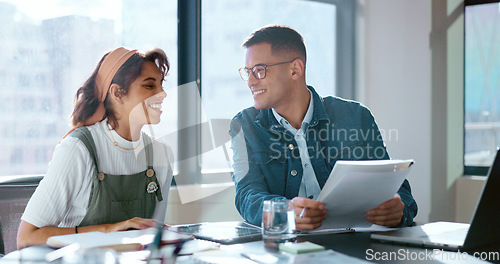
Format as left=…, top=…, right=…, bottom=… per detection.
left=245, top=43, right=293, bottom=110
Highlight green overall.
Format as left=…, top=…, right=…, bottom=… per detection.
left=69, top=127, right=163, bottom=227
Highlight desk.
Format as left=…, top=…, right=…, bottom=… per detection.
left=1, top=230, right=497, bottom=263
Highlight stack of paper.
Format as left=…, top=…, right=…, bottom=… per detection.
left=46, top=228, right=193, bottom=251
left=316, top=159, right=414, bottom=229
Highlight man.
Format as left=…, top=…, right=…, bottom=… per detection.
left=229, top=25, right=417, bottom=230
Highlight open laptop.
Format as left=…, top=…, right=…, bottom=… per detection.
left=169, top=221, right=262, bottom=245
left=371, top=148, right=500, bottom=251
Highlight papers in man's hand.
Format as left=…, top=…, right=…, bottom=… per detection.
left=46, top=228, right=193, bottom=251
left=316, top=159, right=414, bottom=230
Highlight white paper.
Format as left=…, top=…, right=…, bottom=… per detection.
left=316, top=159, right=413, bottom=230
left=46, top=228, right=192, bottom=249
left=193, top=249, right=371, bottom=264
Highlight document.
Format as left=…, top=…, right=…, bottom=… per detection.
left=46, top=228, right=193, bottom=251
left=193, top=249, right=371, bottom=264
left=316, top=159, right=414, bottom=230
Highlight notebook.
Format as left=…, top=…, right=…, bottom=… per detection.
left=371, top=148, right=500, bottom=251
left=46, top=228, right=192, bottom=250
left=168, top=221, right=262, bottom=245
left=316, top=159, right=414, bottom=229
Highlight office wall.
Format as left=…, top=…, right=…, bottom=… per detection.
left=166, top=182, right=244, bottom=225
left=357, top=0, right=432, bottom=224
left=357, top=0, right=465, bottom=224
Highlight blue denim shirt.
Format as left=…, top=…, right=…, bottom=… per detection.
left=229, top=86, right=418, bottom=227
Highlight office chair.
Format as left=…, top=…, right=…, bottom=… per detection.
left=0, top=175, right=42, bottom=256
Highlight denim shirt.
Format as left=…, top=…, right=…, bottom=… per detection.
left=229, top=86, right=418, bottom=227
left=272, top=89, right=321, bottom=200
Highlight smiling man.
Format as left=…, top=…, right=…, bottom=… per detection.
left=229, top=25, right=417, bottom=230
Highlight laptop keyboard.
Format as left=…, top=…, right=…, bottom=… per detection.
left=425, top=227, right=468, bottom=245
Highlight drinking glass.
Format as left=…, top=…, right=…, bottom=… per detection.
left=262, top=199, right=297, bottom=248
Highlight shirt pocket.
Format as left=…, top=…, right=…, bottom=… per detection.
left=249, top=149, right=286, bottom=165
left=327, top=142, right=365, bottom=165
left=247, top=149, right=289, bottom=194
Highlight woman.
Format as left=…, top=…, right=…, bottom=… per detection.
left=17, top=47, right=173, bottom=249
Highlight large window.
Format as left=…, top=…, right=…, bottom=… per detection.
left=0, top=0, right=178, bottom=177
left=464, top=0, right=500, bottom=175
left=1, top=0, right=342, bottom=182
left=200, top=0, right=336, bottom=173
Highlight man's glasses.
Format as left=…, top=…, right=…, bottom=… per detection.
left=238, top=59, right=296, bottom=81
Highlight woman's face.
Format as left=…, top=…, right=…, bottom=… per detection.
left=123, top=61, right=166, bottom=127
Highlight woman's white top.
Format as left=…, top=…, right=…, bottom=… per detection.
left=21, top=119, right=173, bottom=228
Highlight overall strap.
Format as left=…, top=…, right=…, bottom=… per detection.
left=69, top=127, right=100, bottom=173
left=143, top=132, right=154, bottom=168
left=142, top=133, right=163, bottom=202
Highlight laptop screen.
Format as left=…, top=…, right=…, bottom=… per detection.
left=464, top=148, right=500, bottom=249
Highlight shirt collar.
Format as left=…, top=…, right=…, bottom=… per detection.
left=272, top=88, right=314, bottom=129
left=255, top=85, right=329, bottom=131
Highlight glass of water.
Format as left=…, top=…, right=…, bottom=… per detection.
left=262, top=199, right=297, bottom=248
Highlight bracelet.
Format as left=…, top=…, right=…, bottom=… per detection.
left=75, top=226, right=78, bottom=234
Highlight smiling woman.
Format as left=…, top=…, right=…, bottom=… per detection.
left=16, top=47, right=174, bottom=249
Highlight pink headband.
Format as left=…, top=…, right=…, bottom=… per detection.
left=83, top=47, right=137, bottom=126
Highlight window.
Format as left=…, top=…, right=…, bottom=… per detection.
left=1, top=0, right=346, bottom=183
left=200, top=0, right=336, bottom=173
left=464, top=0, right=500, bottom=175
left=0, top=0, right=177, bottom=177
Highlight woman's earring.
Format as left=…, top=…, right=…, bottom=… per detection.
left=115, top=88, right=126, bottom=99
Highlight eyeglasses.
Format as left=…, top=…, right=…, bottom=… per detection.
left=238, top=59, right=296, bottom=81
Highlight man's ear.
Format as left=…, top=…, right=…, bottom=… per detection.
left=108, top=84, right=124, bottom=103
left=290, top=59, right=305, bottom=80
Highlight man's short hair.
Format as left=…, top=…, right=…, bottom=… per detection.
left=243, top=25, right=306, bottom=64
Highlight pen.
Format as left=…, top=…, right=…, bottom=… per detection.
left=146, top=222, right=164, bottom=264
left=299, top=207, right=307, bottom=218
left=168, top=241, right=185, bottom=264
left=299, top=195, right=314, bottom=218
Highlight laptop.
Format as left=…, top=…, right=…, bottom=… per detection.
left=169, top=221, right=262, bottom=245
left=371, top=148, right=500, bottom=251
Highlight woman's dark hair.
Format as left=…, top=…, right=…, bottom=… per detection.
left=71, top=49, right=169, bottom=128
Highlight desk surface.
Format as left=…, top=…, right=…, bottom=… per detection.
left=1, top=230, right=497, bottom=263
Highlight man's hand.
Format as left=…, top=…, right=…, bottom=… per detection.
left=292, top=197, right=327, bottom=231
left=366, top=194, right=404, bottom=227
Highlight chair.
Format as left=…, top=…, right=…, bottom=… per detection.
left=0, top=175, right=42, bottom=255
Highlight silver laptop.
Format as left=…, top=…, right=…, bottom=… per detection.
left=371, top=148, right=500, bottom=251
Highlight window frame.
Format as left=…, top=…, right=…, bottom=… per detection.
left=176, top=0, right=354, bottom=183
left=1, top=0, right=353, bottom=182
left=463, top=0, right=500, bottom=176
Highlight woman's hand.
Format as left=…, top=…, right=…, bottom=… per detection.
left=17, top=217, right=161, bottom=249
left=106, top=217, right=158, bottom=232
